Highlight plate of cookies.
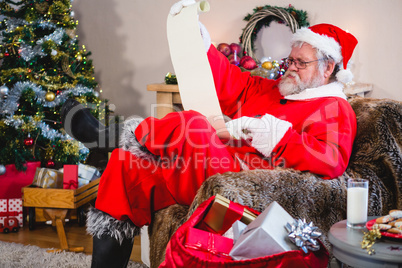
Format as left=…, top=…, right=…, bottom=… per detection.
left=366, top=210, right=402, bottom=239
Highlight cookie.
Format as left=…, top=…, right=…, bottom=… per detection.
left=372, top=223, right=392, bottom=231
left=387, top=228, right=402, bottom=234
left=376, top=215, right=394, bottom=224
left=389, top=210, right=402, bottom=219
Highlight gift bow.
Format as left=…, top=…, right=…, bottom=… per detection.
left=63, top=179, right=78, bottom=189
left=285, top=219, right=322, bottom=254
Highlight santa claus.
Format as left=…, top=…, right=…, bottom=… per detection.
left=61, top=1, right=358, bottom=267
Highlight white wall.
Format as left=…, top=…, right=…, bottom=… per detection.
left=72, top=0, right=402, bottom=119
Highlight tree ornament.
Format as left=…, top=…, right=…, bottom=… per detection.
left=46, top=159, right=55, bottom=168
left=0, top=85, right=9, bottom=97
left=76, top=54, right=82, bottom=62
left=0, top=164, right=6, bottom=175
left=262, top=61, right=273, bottom=70
left=45, top=91, right=56, bottom=102
left=24, top=134, right=34, bottom=146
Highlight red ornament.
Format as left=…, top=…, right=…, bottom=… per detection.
left=46, top=159, right=55, bottom=168
left=4, top=52, right=9, bottom=57
left=24, top=137, right=34, bottom=146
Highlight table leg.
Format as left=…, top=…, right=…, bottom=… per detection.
left=156, top=92, right=175, bottom=118
left=43, top=209, right=84, bottom=253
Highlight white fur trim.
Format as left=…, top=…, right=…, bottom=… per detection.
left=119, top=116, right=155, bottom=160
left=86, top=208, right=140, bottom=244
left=170, top=0, right=196, bottom=15
left=336, top=69, right=354, bottom=84
left=285, top=82, right=347, bottom=101
left=292, top=28, right=342, bottom=65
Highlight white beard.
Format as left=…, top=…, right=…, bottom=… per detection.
left=278, top=71, right=324, bottom=97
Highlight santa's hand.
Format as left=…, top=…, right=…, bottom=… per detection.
left=226, top=114, right=292, bottom=157
left=170, top=0, right=197, bottom=16
left=169, top=0, right=211, bottom=52
left=225, top=116, right=256, bottom=140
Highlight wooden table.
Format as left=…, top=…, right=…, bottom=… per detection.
left=147, top=83, right=181, bottom=118
left=22, top=178, right=100, bottom=252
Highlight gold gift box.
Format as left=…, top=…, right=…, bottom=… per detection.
left=32, top=168, right=64, bottom=189
left=201, top=194, right=257, bottom=233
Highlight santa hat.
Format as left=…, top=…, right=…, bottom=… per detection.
left=291, top=23, right=358, bottom=84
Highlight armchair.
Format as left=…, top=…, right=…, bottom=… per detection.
left=146, top=96, right=402, bottom=268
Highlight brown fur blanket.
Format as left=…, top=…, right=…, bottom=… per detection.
left=148, top=97, right=402, bottom=268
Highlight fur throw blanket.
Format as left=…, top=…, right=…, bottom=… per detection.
left=148, top=97, right=402, bottom=268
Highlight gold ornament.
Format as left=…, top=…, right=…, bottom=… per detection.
left=65, top=29, right=76, bottom=39
left=76, top=54, right=82, bottom=62
left=262, top=61, right=273, bottom=70
left=45, top=91, right=56, bottom=102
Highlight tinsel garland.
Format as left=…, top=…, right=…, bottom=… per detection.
left=2, top=115, right=89, bottom=157
left=0, top=81, right=96, bottom=114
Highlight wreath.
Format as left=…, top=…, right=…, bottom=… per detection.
left=240, top=5, right=309, bottom=62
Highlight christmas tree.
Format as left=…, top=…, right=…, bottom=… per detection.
left=0, top=0, right=108, bottom=171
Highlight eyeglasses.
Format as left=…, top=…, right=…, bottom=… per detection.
left=282, top=57, right=326, bottom=69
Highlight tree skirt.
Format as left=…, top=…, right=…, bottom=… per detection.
left=0, top=241, right=147, bottom=268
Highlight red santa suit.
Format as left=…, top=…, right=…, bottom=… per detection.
left=95, top=45, right=357, bottom=228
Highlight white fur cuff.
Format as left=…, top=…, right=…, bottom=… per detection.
left=249, top=114, right=292, bottom=158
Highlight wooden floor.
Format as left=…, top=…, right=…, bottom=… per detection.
left=0, top=221, right=143, bottom=263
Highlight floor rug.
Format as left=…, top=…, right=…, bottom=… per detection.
left=0, top=241, right=147, bottom=268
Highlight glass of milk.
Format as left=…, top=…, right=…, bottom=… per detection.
left=347, top=178, right=369, bottom=229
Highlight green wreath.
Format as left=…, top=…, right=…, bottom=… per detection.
left=240, top=5, right=309, bottom=62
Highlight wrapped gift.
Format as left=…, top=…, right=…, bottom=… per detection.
left=184, top=227, right=234, bottom=261
left=63, top=165, right=78, bottom=189
left=229, top=201, right=298, bottom=260
left=232, top=220, right=247, bottom=243
left=0, top=161, right=41, bottom=198
left=0, top=198, right=23, bottom=227
left=77, top=163, right=101, bottom=186
left=32, top=167, right=64, bottom=188
left=78, top=163, right=101, bottom=181
left=197, top=194, right=257, bottom=235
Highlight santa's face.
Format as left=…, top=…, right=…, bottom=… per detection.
left=279, top=43, right=325, bottom=96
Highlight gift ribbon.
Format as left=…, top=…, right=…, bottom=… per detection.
left=0, top=211, right=19, bottom=217
left=63, top=180, right=78, bottom=189
left=219, top=201, right=245, bottom=235
left=185, top=232, right=233, bottom=260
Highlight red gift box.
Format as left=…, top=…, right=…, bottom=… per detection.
left=185, top=227, right=234, bottom=261
left=0, top=198, right=23, bottom=227
left=63, top=165, right=78, bottom=189
left=0, top=162, right=41, bottom=199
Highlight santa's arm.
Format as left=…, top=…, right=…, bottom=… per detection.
left=227, top=99, right=356, bottom=178
left=207, top=45, right=277, bottom=118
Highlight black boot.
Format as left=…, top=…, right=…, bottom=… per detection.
left=87, top=208, right=140, bottom=268
left=91, top=234, right=134, bottom=268
left=61, top=99, right=121, bottom=150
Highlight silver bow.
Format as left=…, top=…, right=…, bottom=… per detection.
left=285, top=219, right=322, bottom=254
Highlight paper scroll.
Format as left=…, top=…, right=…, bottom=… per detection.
left=167, top=1, right=229, bottom=137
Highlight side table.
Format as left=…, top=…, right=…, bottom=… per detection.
left=147, top=83, right=182, bottom=119
left=328, top=217, right=402, bottom=268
